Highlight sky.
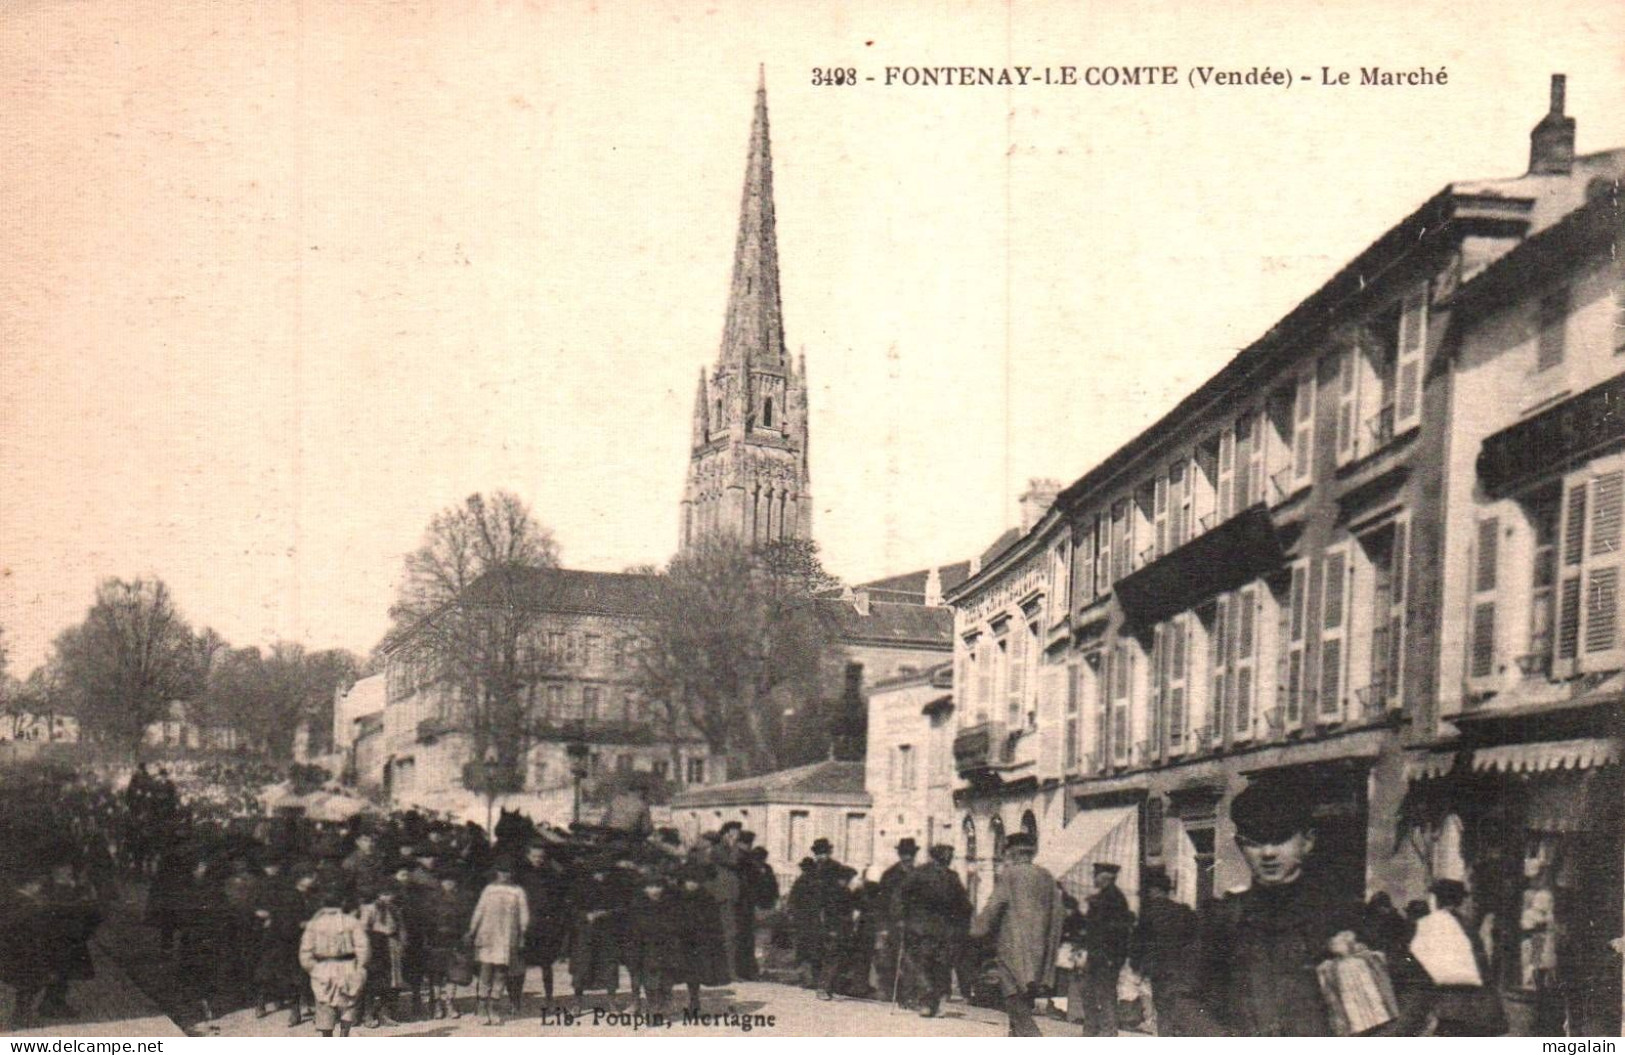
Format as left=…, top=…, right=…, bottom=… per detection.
left=2, top=0, right=1623, bottom=674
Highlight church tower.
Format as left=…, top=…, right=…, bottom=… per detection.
left=681, top=71, right=812, bottom=552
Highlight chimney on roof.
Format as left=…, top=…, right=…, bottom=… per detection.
left=1529, top=74, right=1576, bottom=176
left=924, top=566, right=943, bottom=606
left=852, top=587, right=870, bottom=617
left=1018, top=478, right=1063, bottom=534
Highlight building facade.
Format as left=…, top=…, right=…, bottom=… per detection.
left=680, top=72, right=812, bottom=552
left=668, top=760, right=872, bottom=890
left=367, top=568, right=711, bottom=824
left=863, top=661, right=955, bottom=859
left=945, top=78, right=1622, bottom=964
left=1414, top=153, right=1623, bottom=1033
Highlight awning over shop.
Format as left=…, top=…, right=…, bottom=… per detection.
left=1039, top=805, right=1139, bottom=910
left=1470, top=737, right=1620, bottom=774
left=1404, top=752, right=1457, bottom=782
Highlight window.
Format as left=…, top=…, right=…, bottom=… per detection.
left=1168, top=460, right=1190, bottom=549
left=1360, top=520, right=1409, bottom=709
left=1166, top=616, right=1189, bottom=749
left=686, top=757, right=706, bottom=785
left=1334, top=345, right=1360, bottom=466
left=1075, top=525, right=1096, bottom=606
left=1208, top=598, right=1230, bottom=741
left=584, top=633, right=600, bottom=665
left=1238, top=412, right=1265, bottom=508
left=616, top=754, right=634, bottom=774
left=1232, top=586, right=1258, bottom=739
left=963, top=815, right=978, bottom=862
left=763, top=397, right=774, bottom=428
left=545, top=684, right=564, bottom=719
left=582, top=685, right=601, bottom=720
left=1320, top=547, right=1350, bottom=720
left=1536, top=288, right=1568, bottom=372
left=1093, top=649, right=1110, bottom=771
left=565, top=634, right=579, bottom=665
left=1280, top=561, right=1309, bottom=725
left=1526, top=487, right=1561, bottom=673
left=989, top=814, right=1006, bottom=859
left=611, top=638, right=626, bottom=669
left=651, top=759, right=669, bottom=780
left=1152, top=474, right=1168, bottom=560
left=898, top=744, right=916, bottom=790
left=1110, top=500, right=1131, bottom=583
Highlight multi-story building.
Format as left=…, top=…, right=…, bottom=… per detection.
left=369, top=567, right=711, bottom=823
left=946, top=79, right=1621, bottom=941
left=863, top=660, right=955, bottom=859
left=1416, top=143, right=1622, bottom=1031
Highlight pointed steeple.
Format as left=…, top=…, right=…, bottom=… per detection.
left=718, top=68, right=786, bottom=373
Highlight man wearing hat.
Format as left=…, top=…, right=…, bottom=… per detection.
left=899, top=844, right=971, bottom=1017
left=968, top=831, right=1066, bottom=1035
left=1194, top=775, right=1363, bottom=1036
left=874, top=837, right=919, bottom=1005
left=1131, top=865, right=1198, bottom=1035
left=1077, top=860, right=1135, bottom=1035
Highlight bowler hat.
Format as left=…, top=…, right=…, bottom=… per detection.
left=896, top=837, right=920, bottom=855
left=1093, top=861, right=1121, bottom=876
left=1142, top=865, right=1173, bottom=892
left=928, top=844, right=955, bottom=865
left=1003, top=831, right=1036, bottom=852
left=810, top=837, right=833, bottom=855
left=1230, top=776, right=1316, bottom=844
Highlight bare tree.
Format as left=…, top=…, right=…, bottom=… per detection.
left=52, top=577, right=198, bottom=750
left=202, top=642, right=360, bottom=758
left=633, top=537, right=840, bottom=780
left=388, top=492, right=561, bottom=797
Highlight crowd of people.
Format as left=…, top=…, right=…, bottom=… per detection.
left=0, top=761, right=1544, bottom=1037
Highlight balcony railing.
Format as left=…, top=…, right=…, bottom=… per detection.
left=1270, top=467, right=1300, bottom=503
left=1364, top=405, right=1396, bottom=448
left=1263, top=706, right=1286, bottom=734
left=954, top=721, right=1015, bottom=776
left=1198, top=511, right=1220, bottom=532
left=1195, top=727, right=1215, bottom=752
left=1138, top=546, right=1159, bottom=569
left=1083, top=751, right=1102, bottom=775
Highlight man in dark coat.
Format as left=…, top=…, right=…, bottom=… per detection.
left=1079, top=861, right=1135, bottom=1035
left=1131, top=865, right=1198, bottom=1035
left=251, top=853, right=310, bottom=1026
left=1194, top=776, right=1363, bottom=1036
left=515, top=841, right=571, bottom=1008
left=968, top=831, right=1066, bottom=1036
left=785, top=857, right=821, bottom=986
left=569, top=855, right=629, bottom=1009
left=874, top=837, right=918, bottom=1004
left=898, top=843, right=971, bottom=1017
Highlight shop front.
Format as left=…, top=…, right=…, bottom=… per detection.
left=1404, top=699, right=1622, bottom=1035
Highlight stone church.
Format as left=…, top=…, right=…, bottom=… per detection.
left=680, top=70, right=813, bottom=552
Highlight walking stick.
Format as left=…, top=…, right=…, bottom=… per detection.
left=888, top=929, right=908, bottom=1014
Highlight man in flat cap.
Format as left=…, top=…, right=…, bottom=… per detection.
left=875, top=837, right=919, bottom=1005
left=1078, top=861, right=1135, bottom=1035
left=1131, top=865, right=1198, bottom=1035
left=1194, top=775, right=1363, bottom=1036
left=969, top=831, right=1066, bottom=1035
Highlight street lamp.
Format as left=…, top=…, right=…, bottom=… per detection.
left=481, top=746, right=501, bottom=835
left=566, top=740, right=591, bottom=826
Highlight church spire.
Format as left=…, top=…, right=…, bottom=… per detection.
left=717, top=67, right=786, bottom=373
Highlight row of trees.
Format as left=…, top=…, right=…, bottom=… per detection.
left=387, top=490, right=850, bottom=785
left=0, top=581, right=358, bottom=758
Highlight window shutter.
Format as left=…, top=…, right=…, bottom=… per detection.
left=1394, top=283, right=1428, bottom=433
left=1168, top=618, right=1187, bottom=748
left=1476, top=518, right=1499, bottom=592
left=1470, top=602, right=1497, bottom=679
left=1037, top=666, right=1064, bottom=780
left=1210, top=597, right=1228, bottom=740
left=1387, top=520, right=1408, bottom=704
left=1285, top=563, right=1308, bottom=726
left=1149, top=625, right=1165, bottom=757
left=1293, top=371, right=1316, bottom=488
left=1234, top=587, right=1256, bottom=737
left=1009, top=626, right=1027, bottom=711
left=1075, top=529, right=1094, bottom=611
left=1154, top=476, right=1169, bottom=559
left=1320, top=550, right=1348, bottom=718
left=1335, top=349, right=1359, bottom=466
left=1585, top=471, right=1624, bottom=660
left=1168, top=462, right=1187, bottom=549
left=1234, top=416, right=1254, bottom=512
